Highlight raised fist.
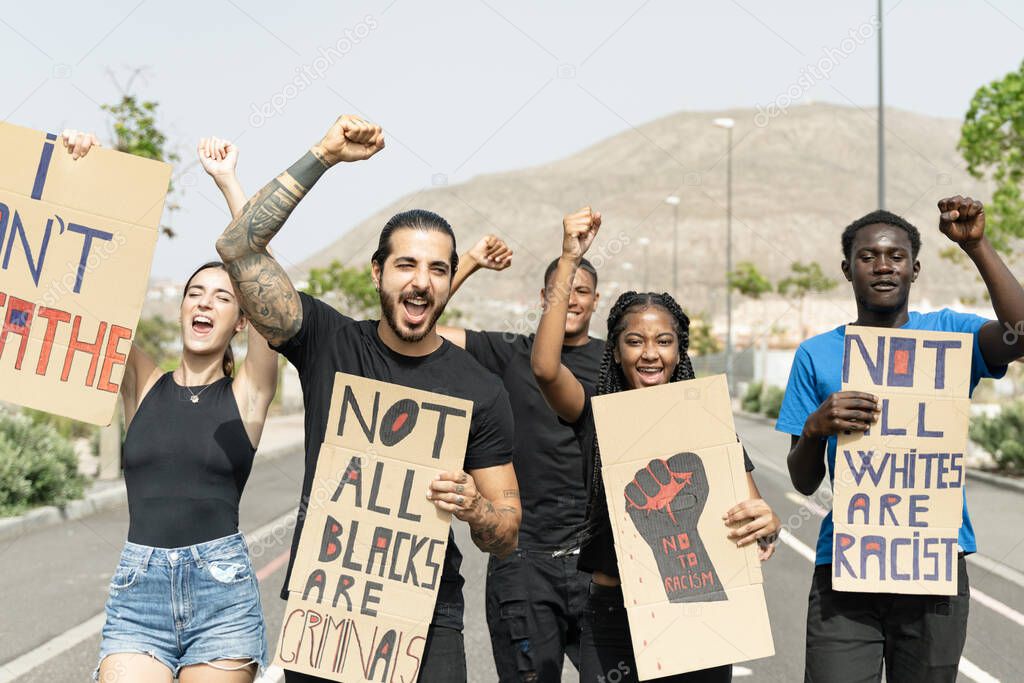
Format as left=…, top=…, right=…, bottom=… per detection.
left=938, top=195, right=985, bottom=251
left=313, top=115, right=385, bottom=166
left=624, top=452, right=725, bottom=603
left=467, top=235, right=513, bottom=271
left=562, top=206, right=601, bottom=261
left=197, top=137, right=238, bottom=179
left=60, top=129, right=99, bottom=160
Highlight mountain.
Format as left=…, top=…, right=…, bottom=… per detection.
left=298, top=103, right=996, bottom=338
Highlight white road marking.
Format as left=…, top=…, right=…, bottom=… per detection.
left=777, top=513, right=1001, bottom=682
left=967, top=552, right=1024, bottom=591
left=0, top=511, right=295, bottom=682
left=970, top=587, right=1024, bottom=628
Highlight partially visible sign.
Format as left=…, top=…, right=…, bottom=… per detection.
left=0, top=122, right=170, bottom=425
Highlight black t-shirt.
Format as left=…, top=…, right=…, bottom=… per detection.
left=273, top=293, right=515, bottom=630
left=569, top=385, right=755, bottom=578
left=464, top=331, right=603, bottom=550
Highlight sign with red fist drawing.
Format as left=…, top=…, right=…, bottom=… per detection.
left=592, top=375, right=774, bottom=679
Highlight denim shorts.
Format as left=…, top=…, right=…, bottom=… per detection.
left=95, top=532, right=268, bottom=679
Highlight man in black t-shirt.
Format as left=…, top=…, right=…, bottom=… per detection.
left=440, top=248, right=602, bottom=682
left=216, top=115, right=521, bottom=683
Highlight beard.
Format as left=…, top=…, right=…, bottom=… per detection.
left=380, top=286, right=447, bottom=343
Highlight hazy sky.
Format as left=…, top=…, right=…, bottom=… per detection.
left=2, top=0, right=1022, bottom=278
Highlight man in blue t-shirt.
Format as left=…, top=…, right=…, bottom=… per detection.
left=776, top=196, right=1024, bottom=682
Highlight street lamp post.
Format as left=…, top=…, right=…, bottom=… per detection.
left=665, top=196, right=680, bottom=295
left=713, top=117, right=735, bottom=394
left=638, top=237, right=650, bottom=291
left=877, top=0, right=885, bottom=209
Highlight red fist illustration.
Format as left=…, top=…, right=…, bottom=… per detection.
left=624, top=452, right=725, bottom=603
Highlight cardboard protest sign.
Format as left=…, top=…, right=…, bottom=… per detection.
left=274, top=373, right=472, bottom=682
left=833, top=327, right=973, bottom=595
left=592, top=375, right=774, bottom=680
left=0, top=121, right=170, bottom=425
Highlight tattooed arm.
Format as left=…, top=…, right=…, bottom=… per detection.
left=215, top=115, right=385, bottom=345
left=428, top=464, right=521, bottom=558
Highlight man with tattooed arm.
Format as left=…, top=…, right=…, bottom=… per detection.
left=216, top=114, right=521, bottom=682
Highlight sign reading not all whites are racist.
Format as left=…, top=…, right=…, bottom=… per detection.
left=275, top=373, right=472, bottom=682
left=834, top=327, right=972, bottom=595
left=0, top=122, right=171, bottom=425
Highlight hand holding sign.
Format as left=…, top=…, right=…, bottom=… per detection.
left=312, top=115, right=385, bottom=167
left=724, top=498, right=780, bottom=559
left=938, top=195, right=985, bottom=252
left=426, top=470, right=483, bottom=519
left=60, top=129, right=100, bottom=160
left=804, top=391, right=880, bottom=437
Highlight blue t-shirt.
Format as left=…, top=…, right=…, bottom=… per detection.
left=775, top=309, right=1006, bottom=565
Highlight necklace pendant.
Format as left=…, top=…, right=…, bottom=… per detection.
left=190, top=395, right=199, bottom=404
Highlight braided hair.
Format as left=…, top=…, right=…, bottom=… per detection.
left=576, top=291, right=697, bottom=546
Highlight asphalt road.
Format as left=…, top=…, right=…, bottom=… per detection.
left=2, top=413, right=1022, bottom=681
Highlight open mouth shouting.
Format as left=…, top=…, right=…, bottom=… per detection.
left=635, top=365, right=666, bottom=386
left=400, top=292, right=433, bottom=327
left=191, top=314, right=214, bottom=337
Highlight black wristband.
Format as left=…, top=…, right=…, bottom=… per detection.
left=286, top=150, right=329, bottom=188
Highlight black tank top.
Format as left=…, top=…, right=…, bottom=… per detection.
left=123, top=372, right=256, bottom=547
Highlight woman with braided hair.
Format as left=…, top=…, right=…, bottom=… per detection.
left=532, top=207, right=781, bottom=683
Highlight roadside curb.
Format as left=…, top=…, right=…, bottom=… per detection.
left=967, top=467, right=1024, bottom=494
left=735, top=410, right=777, bottom=427
left=734, top=410, right=1024, bottom=494
left=0, top=438, right=304, bottom=545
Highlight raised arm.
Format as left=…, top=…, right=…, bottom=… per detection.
left=200, top=137, right=280, bottom=447
left=438, top=235, right=513, bottom=348
left=215, top=115, right=384, bottom=346
left=530, top=207, right=600, bottom=423
left=198, top=137, right=247, bottom=217
left=938, top=196, right=1024, bottom=367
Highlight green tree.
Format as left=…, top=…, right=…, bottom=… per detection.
left=729, top=261, right=773, bottom=299
left=777, top=262, right=837, bottom=336
left=689, top=311, right=721, bottom=356
left=959, top=60, right=1024, bottom=257
left=102, top=73, right=180, bottom=237
left=304, top=262, right=379, bottom=318
left=134, top=315, right=180, bottom=369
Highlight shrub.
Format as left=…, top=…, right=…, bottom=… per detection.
left=761, top=386, right=785, bottom=419
left=0, top=411, right=85, bottom=515
left=742, top=381, right=763, bottom=413
left=969, top=402, right=1024, bottom=471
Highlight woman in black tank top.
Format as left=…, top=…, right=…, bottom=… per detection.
left=64, top=133, right=280, bottom=683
